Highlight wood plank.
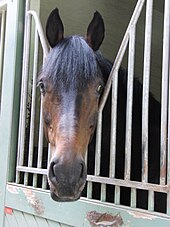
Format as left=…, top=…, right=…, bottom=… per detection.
left=35, top=216, right=49, bottom=227
left=23, top=213, right=38, bottom=227
left=4, top=216, right=10, bottom=227
left=47, top=219, right=61, bottom=227
left=5, top=213, right=18, bottom=227
left=13, top=210, right=28, bottom=227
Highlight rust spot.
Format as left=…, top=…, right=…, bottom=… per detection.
left=23, top=189, right=44, bottom=215
left=87, top=211, right=123, bottom=226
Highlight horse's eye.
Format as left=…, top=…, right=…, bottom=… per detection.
left=37, top=81, right=45, bottom=94
left=96, top=84, right=104, bottom=94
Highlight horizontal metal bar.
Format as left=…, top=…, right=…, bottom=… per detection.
left=17, top=166, right=47, bottom=175
left=87, top=175, right=169, bottom=193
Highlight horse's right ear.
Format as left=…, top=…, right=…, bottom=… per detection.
left=46, top=8, right=64, bottom=48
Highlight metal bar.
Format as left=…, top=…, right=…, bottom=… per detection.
left=167, top=53, right=170, bottom=215
left=87, top=181, right=92, bottom=199
left=16, top=0, right=31, bottom=183
left=160, top=0, right=170, bottom=185
left=87, top=175, right=168, bottom=193
left=109, top=70, right=118, bottom=178
left=28, top=29, right=39, bottom=167
left=27, top=10, right=49, bottom=57
left=124, top=25, right=136, bottom=180
left=42, top=175, right=47, bottom=189
left=148, top=190, right=154, bottom=211
left=37, top=97, right=44, bottom=168
left=130, top=188, right=136, bottom=208
left=17, top=166, right=47, bottom=175
left=115, top=185, right=120, bottom=205
left=25, top=28, right=39, bottom=186
left=141, top=0, right=153, bottom=183
left=94, top=112, right=102, bottom=176
left=99, top=0, right=145, bottom=112
left=100, top=183, right=106, bottom=202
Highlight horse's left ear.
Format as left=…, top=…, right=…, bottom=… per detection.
left=46, top=8, right=64, bottom=48
left=86, top=11, right=105, bottom=51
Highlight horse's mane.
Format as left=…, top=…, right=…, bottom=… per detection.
left=39, top=36, right=102, bottom=90
left=95, top=51, right=160, bottom=125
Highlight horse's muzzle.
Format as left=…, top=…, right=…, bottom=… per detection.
left=48, top=156, right=87, bottom=202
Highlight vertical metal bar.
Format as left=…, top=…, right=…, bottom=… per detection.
left=167, top=58, right=170, bottom=215
left=37, top=97, right=44, bottom=168
left=24, top=24, right=38, bottom=185
left=87, top=182, right=92, bottom=199
left=124, top=25, right=136, bottom=180
left=141, top=0, right=153, bottom=183
left=160, top=0, right=170, bottom=185
left=94, top=112, right=102, bottom=176
left=27, top=10, right=49, bottom=57
left=109, top=71, right=119, bottom=178
left=130, top=188, right=136, bottom=208
left=148, top=190, right=154, bottom=211
left=16, top=0, right=31, bottom=183
left=98, top=0, right=145, bottom=179
left=28, top=29, right=39, bottom=168
left=0, top=10, right=6, bottom=109
left=25, top=28, right=39, bottom=186
left=85, top=148, right=88, bottom=167
left=100, top=183, right=106, bottom=202
left=114, top=185, right=120, bottom=205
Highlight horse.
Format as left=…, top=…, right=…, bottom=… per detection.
left=38, top=8, right=164, bottom=212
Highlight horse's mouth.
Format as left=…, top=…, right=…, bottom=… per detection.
left=50, top=191, right=81, bottom=202
left=49, top=181, right=85, bottom=202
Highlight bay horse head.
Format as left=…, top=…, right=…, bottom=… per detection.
left=38, top=8, right=106, bottom=202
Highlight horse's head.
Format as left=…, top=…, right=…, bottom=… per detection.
left=38, top=8, right=105, bottom=201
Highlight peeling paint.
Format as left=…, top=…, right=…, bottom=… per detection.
left=23, top=188, right=45, bottom=215
left=128, top=211, right=155, bottom=220
left=87, top=211, right=124, bottom=226
left=7, top=185, right=19, bottom=194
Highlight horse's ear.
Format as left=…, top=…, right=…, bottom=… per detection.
left=46, top=8, right=64, bottom=48
left=86, top=11, right=105, bottom=51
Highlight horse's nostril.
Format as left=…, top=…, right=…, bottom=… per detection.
left=79, top=161, right=87, bottom=182
left=49, top=161, right=57, bottom=179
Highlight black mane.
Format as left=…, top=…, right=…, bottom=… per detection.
left=40, top=36, right=102, bottom=90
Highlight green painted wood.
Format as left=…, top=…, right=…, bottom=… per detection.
left=4, top=217, right=10, bottom=227
left=47, top=220, right=61, bottom=227
left=34, top=216, right=49, bottom=227
left=24, top=213, right=38, bottom=227
left=5, top=213, right=18, bottom=227
left=60, top=224, right=73, bottom=227
left=5, top=184, right=170, bottom=227
left=13, top=210, right=28, bottom=227
left=0, top=0, right=25, bottom=226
